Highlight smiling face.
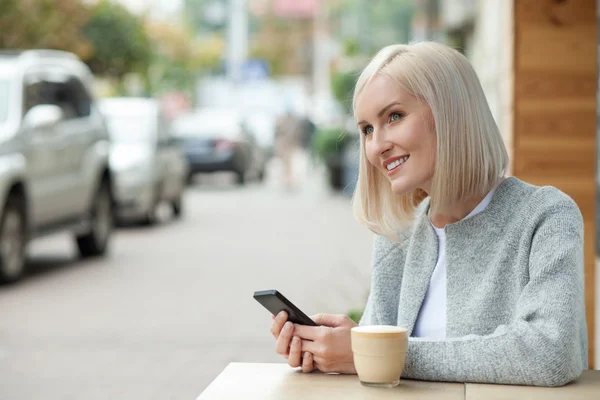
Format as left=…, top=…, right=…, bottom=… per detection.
left=355, top=73, right=436, bottom=195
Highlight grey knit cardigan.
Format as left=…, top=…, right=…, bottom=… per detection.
left=359, top=177, right=588, bottom=386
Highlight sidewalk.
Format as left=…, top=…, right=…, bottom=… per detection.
left=264, top=149, right=332, bottom=197
left=193, top=160, right=374, bottom=393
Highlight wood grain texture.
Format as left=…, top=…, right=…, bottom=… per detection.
left=197, top=363, right=600, bottom=399
left=197, top=363, right=465, bottom=400
left=514, top=0, right=597, bottom=368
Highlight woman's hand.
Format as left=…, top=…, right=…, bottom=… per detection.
left=271, top=311, right=315, bottom=372
left=270, top=311, right=358, bottom=374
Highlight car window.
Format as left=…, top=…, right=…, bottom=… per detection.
left=0, top=79, right=9, bottom=123
left=66, top=77, right=92, bottom=118
left=172, top=113, right=241, bottom=139
left=23, top=72, right=91, bottom=120
left=104, top=114, right=155, bottom=144
left=23, top=74, right=50, bottom=116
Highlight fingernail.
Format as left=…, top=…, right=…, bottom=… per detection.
left=294, top=336, right=300, bottom=344
left=304, top=352, right=310, bottom=358
left=284, top=322, right=292, bottom=331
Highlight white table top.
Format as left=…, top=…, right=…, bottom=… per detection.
left=197, top=363, right=600, bottom=400
left=197, top=362, right=465, bottom=400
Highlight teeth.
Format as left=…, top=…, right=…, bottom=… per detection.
left=386, top=156, right=409, bottom=171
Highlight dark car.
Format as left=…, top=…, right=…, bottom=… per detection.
left=172, top=109, right=265, bottom=185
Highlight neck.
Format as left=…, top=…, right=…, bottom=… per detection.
left=423, top=177, right=504, bottom=229
left=429, top=195, right=486, bottom=229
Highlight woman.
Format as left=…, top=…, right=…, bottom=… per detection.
left=270, top=42, right=588, bottom=386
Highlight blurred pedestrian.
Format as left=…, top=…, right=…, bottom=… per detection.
left=274, top=110, right=304, bottom=190
left=299, top=115, right=317, bottom=168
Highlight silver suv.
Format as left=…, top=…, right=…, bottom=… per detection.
left=0, top=50, right=114, bottom=283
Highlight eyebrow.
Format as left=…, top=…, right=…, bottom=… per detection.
left=357, top=101, right=403, bottom=125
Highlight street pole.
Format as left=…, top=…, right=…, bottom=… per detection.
left=227, top=0, right=248, bottom=84
left=312, top=0, right=333, bottom=122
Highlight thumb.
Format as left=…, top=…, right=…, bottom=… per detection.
left=310, top=313, right=347, bottom=327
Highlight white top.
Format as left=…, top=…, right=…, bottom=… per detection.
left=412, top=183, right=501, bottom=339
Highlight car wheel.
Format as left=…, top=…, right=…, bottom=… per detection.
left=172, top=197, right=183, bottom=218
left=76, top=179, right=113, bottom=257
left=186, top=172, right=195, bottom=186
left=257, top=168, right=265, bottom=182
left=235, top=170, right=246, bottom=185
left=0, top=195, right=27, bottom=284
left=141, top=186, right=160, bottom=226
left=141, top=204, right=158, bottom=226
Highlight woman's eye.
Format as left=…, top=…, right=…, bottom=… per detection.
left=390, top=112, right=404, bottom=122
left=363, top=126, right=374, bottom=135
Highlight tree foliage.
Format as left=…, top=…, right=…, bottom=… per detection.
left=83, top=0, right=152, bottom=79
left=184, top=0, right=228, bottom=36
left=248, top=13, right=313, bottom=76
left=329, top=0, right=415, bottom=56
left=0, top=0, right=224, bottom=99
left=331, top=70, right=358, bottom=114
left=0, top=0, right=92, bottom=59
left=146, top=22, right=225, bottom=95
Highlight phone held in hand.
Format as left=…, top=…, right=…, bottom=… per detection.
left=253, top=289, right=318, bottom=326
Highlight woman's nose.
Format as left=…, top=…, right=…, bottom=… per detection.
left=372, top=129, right=393, bottom=155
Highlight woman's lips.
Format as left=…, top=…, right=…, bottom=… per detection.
left=385, top=156, right=409, bottom=176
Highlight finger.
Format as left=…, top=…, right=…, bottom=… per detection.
left=312, top=356, right=342, bottom=373
left=310, top=313, right=344, bottom=327
left=272, top=311, right=287, bottom=321
left=275, top=321, right=294, bottom=357
left=302, top=351, right=315, bottom=373
left=270, top=311, right=289, bottom=339
left=300, top=339, right=319, bottom=355
left=278, top=311, right=288, bottom=321
left=293, top=324, right=322, bottom=341
left=288, top=336, right=302, bottom=368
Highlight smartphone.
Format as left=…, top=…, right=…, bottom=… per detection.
left=253, top=289, right=318, bottom=326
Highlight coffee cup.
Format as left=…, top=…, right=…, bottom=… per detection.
left=350, top=325, right=408, bottom=388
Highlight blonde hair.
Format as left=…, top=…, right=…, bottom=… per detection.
left=351, top=42, right=509, bottom=240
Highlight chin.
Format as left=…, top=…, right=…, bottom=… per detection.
left=390, top=178, right=414, bottom=196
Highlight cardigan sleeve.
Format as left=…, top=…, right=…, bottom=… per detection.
left=402, top=197, right=587, bottom=387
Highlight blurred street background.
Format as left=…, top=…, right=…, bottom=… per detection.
left=0, top=0, right=598, bottom=399
left=0, top=165, right=373, bottom=399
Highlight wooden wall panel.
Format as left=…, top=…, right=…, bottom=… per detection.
left=514, top=0, right=596, bottom=368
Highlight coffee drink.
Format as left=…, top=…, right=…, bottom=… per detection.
left=351, top=326, right=408, bottom=388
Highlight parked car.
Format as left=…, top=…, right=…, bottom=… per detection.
left=243, top=110, right=277, bottom=162
left=171, top=109, right=266, bottom=185
left=99, top=97, right=188, bottom=225
left=0, top=49, right=114, bottom=283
